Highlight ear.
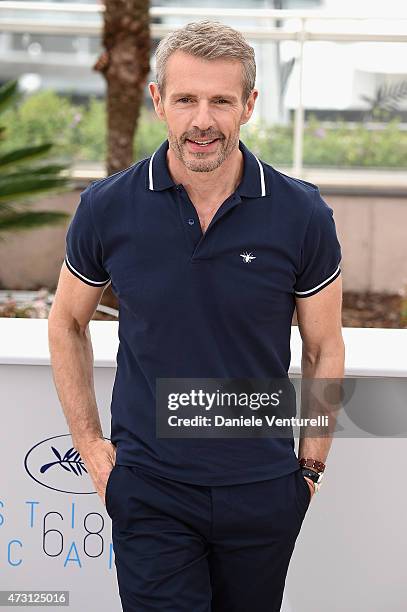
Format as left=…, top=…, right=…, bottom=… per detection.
left=148, top=82, right=165, bottom=121
left=240, top=89, right=258, bottom=126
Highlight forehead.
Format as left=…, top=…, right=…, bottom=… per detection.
left=164, top=50, right=244, bottom=96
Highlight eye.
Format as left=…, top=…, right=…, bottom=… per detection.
left=177, top=97, right=192, bottom=103
left=215, top=99, right=229, bottom=104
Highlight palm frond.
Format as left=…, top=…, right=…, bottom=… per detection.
left=360, top=79, right=407, bottom=113
left=0, top=144, right=54, bottom=170
left=0, top=79, right=71, bottom=239
left=15, top=164, right=68, bottom=176
left=0, top=79, right=21, bottom=115
left=0, top=176, right=70, bottom=202
left=0, top=210, right=69, bottom=232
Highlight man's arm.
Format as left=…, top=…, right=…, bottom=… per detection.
left=48, top=262, right=116, bottom=504
left=295, top=274, right=345, bottom=494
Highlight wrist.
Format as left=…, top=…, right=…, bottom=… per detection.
left=75, top=435, right=105, bottom=458
left=299, top=457, right=326, bottom=473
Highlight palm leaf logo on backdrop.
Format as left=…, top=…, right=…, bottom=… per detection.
left=40, top=446, right=87, bottom=477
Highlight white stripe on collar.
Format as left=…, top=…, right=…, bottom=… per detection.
left=253, top=154, right=266, bottom=197
left=148, top=150, right=156, bottom=190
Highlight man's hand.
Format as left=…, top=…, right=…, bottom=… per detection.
left=78, top=438, right=117, bottom=505
left=304, top=476, right=316, bottom=500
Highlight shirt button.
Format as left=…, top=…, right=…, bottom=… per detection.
left=187, top=218, right=195, bottom=225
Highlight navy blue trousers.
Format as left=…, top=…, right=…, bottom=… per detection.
left=105, top=465, right=311, bottom=612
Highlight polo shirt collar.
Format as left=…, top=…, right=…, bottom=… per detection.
left=237, top=140, right=268, bottom=198
left=146, top=138, right=269, bottom=198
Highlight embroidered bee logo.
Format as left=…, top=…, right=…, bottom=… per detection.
left=240, top=251, right=256, bottom=263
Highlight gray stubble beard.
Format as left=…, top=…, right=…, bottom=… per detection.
left=167, top=129, right=240, bottom=173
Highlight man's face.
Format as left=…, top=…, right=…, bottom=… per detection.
left=149, top=50, right=258, bottom=173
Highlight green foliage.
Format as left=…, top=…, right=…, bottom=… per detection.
left=240, top=122, right=293, bottom=166
left=301, top=114, right=406, bottom=168
left=241, top=114, right=407, bottom=168
left=2, top=88, right=407, bottom=168
left=0, top=80, right=72, bottom=240
left=1, top=88, right=77, bottom=160
left=134, top=108, right=167, bottom=160
left=70, top=97, right=106, bottom=161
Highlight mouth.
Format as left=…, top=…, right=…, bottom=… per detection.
left=185, top=138, right=220, bottom=152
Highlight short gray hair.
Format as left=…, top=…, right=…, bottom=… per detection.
left=154, top=20, right=256, bottom=104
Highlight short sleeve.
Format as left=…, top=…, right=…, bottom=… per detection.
left=294, top=189, right=342, bottom=298
left=64, top=186, right=111, bottom=287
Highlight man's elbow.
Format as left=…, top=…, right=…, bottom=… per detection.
left=302, top=334, right=345, bottom=368
left=48, top=303, right=88, bottom=339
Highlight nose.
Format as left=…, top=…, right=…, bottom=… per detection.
left=192, top=101, right=215, bottom=133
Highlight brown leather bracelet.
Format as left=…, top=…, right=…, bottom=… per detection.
left=299, top=457, right=326, bottom=473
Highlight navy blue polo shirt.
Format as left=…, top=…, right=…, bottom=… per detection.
left=64, top=138, right=342, bottom=486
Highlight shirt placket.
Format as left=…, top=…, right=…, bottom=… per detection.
left=175, top=184, right=242, bottom=261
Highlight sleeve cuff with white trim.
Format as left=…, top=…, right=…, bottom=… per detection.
left=294, top=188, right=342, bottom=298
left=64, top=186, right=111, bottom=288
left=64, top=254, right=111, bottom=287
left=294, top=265, right=341, bottom=298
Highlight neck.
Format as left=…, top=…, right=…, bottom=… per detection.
left=166, top=142, right=244, bottom=203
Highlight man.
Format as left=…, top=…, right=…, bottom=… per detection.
left=48, top=20, right=344, bottom=612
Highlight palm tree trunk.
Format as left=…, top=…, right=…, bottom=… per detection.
left=93, top=1, right=150, bottom=309
left=94, top=0, right=151, bottom=175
